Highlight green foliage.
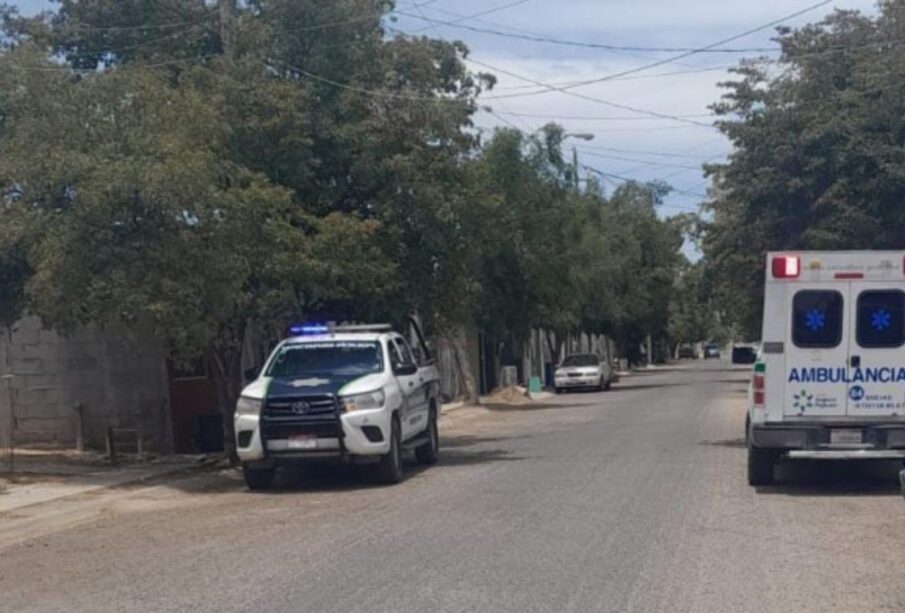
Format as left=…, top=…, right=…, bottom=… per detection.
left=0, top=0, right=692, bottom=424
left=703, top=3, right=905, bottom=337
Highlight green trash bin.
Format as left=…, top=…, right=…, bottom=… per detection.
left=528, top=376, right=542, bottom=394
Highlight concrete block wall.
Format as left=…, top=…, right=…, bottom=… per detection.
left=0, top=317, right=171, bottom=452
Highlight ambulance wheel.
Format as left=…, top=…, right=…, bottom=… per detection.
left=415, top=407, right=439, bottom=465
left=243, top=465, right=276, bottom=491
left=377, top=415, right=404, bottom=485
left=747, top=445, right=777, bottom=486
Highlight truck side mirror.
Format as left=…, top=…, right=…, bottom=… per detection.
left=393, top=362, right=418, bottom=376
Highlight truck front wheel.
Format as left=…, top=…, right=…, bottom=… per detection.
left=415, top=407, right=439, bottom=465
left=243, top=465, right=276, bottom=491
left=747, top=445, right=778, bottom=486
left=377, top=416, right=404, bottom=484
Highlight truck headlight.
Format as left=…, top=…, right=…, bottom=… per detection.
left=341, top=389, right=386, bottom=412
left=235, top=396, right=263, bottom=417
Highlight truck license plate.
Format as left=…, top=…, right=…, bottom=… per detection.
left=830, top=429, right=862, bottom=445
left=288, top=434, right=317, bottom=450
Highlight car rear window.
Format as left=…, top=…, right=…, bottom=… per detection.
left=561, top=355, right=599, bottom=367
left=792, top=290, right=843, bottom=348
left=857, top=290, right=905, bottom=348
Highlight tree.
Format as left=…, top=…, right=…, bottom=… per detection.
left=0, top=44, right=392, bottom=455
left=703, top=3, right=905, bottom=337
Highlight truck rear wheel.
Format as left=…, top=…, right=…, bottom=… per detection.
left=747, top=445, right=777, bottom=486
left=243, top=465, right=276, bottom=491
left=377, top=416, right=403, bottom=484
left=415, top=408, right=439, bottom=465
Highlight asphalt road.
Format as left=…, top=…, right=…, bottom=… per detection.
left=2, top=360, right=905, bottom=612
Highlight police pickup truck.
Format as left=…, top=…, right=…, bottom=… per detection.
left=748, top=251, right=905, bottom=486
left=234, top=323, right=441, bottom=490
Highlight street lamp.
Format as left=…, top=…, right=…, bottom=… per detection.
left=564, top=133, right=595, bottom=189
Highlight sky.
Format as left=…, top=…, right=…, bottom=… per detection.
left=12, top=0, right=881, bottom=226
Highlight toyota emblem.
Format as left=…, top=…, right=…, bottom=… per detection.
left=290, top=401, right=311, bottom=415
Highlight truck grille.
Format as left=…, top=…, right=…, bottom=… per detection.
left=262, top=422, right=342, bottom=439
left=265, top=395, right=337, bottom=417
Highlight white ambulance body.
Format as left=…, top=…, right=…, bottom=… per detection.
left=748, top=251, right=905, bottom=485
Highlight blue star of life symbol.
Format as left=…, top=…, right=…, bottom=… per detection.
left=871, top=309, right=892, bottom=332
left=804, top=309, right=826, bottom=332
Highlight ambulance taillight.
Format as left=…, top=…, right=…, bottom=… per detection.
left=771, top=255, right=800, bottom=279
left=753, top=364, right=765, bottom=407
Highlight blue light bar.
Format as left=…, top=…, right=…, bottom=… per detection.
left=288, top=323, right=331, bottom=336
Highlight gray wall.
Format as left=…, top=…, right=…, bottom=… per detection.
left=0, top=317, right=171, bottom=452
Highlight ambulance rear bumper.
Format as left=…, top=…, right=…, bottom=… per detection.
left=752, top=424, right=905, bottom=452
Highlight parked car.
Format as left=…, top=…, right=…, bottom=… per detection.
left=704, top=343, right=721, bottom=359
left=677, top=345, right=697, bottom=359
left=731, top=345, right=757, bottom=364
left=554, top=353, right=614, bottom=393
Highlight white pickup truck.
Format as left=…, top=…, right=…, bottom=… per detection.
left=234, top=323, right=441, bottom=490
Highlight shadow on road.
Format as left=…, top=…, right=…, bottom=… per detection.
left=630, top=367, right=685, bottom=376
left=758, top=460, right=902, bottom=497
left=699, top=438, right=746, bottom=449
left=605, top=382, right=689, bottom=393
left=483, top=402, right=560, bottom=412
left=224, top=433, right=527, bottom=494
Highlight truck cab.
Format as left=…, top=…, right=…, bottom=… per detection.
left=234, top=324, right=441, bottom=489
left=748, top=251, right=905, bottom=485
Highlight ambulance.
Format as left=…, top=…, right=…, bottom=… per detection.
left=747, top=251, right=905, bottom=485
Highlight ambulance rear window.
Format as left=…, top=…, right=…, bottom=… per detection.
left=792, top=291, right=843, bottom=348
left=857, top=290, right=905, bottom=348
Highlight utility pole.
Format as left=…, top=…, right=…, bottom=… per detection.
left=219, top=0, right=235, bottom=59
left=562, top=133, right=594, bottom=191
left=572, top=146, right=580, bottom=190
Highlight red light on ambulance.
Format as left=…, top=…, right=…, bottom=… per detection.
left=772, top=255, right=800, bottom=279
left=753, top=373, right=765, bottom=407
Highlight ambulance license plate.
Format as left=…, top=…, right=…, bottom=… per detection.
left=830, top=429, right=862, bottom=445
left=288, top=434, right=317, bottom=450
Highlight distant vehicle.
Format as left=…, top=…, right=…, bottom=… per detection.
left=747, top=251, right=905, bottom=486
left=704, top=343, right=721, bottom=359
left=554, top=353, right=614, bottom=393
left=234, top=322, right=441, bottom=490
left=732, top=345, right=757, bottom=364
left=677, top=345, right=697, bottom=359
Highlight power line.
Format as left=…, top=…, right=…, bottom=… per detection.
left=52, top=20, right=209, bottom=33
left=395, top=10, right=780, bottom=54
left=490, top=65, right=736, bottom=91
left=410, top=3, right=710, bottom=69
left=577, top=144, right=724, bottom=159
left=577, top=150, right=703, bottom=171
left=273, top=59, right=474, bottom=103
left=473, top=0, right=834, bottom=101
left=482, top=108, right=714, bottom=123
left=408, top=0, right=531, bottom=34
left=581, top=165, right=706, bottom=210
left=467, top=56, right=714, bottom=127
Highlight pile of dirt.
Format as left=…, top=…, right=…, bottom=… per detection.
left=485, top=385, right=534, bottom=405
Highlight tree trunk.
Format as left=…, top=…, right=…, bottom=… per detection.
left=210, top=320, right=246, bottom=463
left=545, top=330, right=561, bottom=367
left=450, top=324, right=479, bottom=405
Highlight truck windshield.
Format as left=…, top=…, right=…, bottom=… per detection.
left=266, top=342, right=383, bottom=378
left=562, top=355, right=599, bottom=367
